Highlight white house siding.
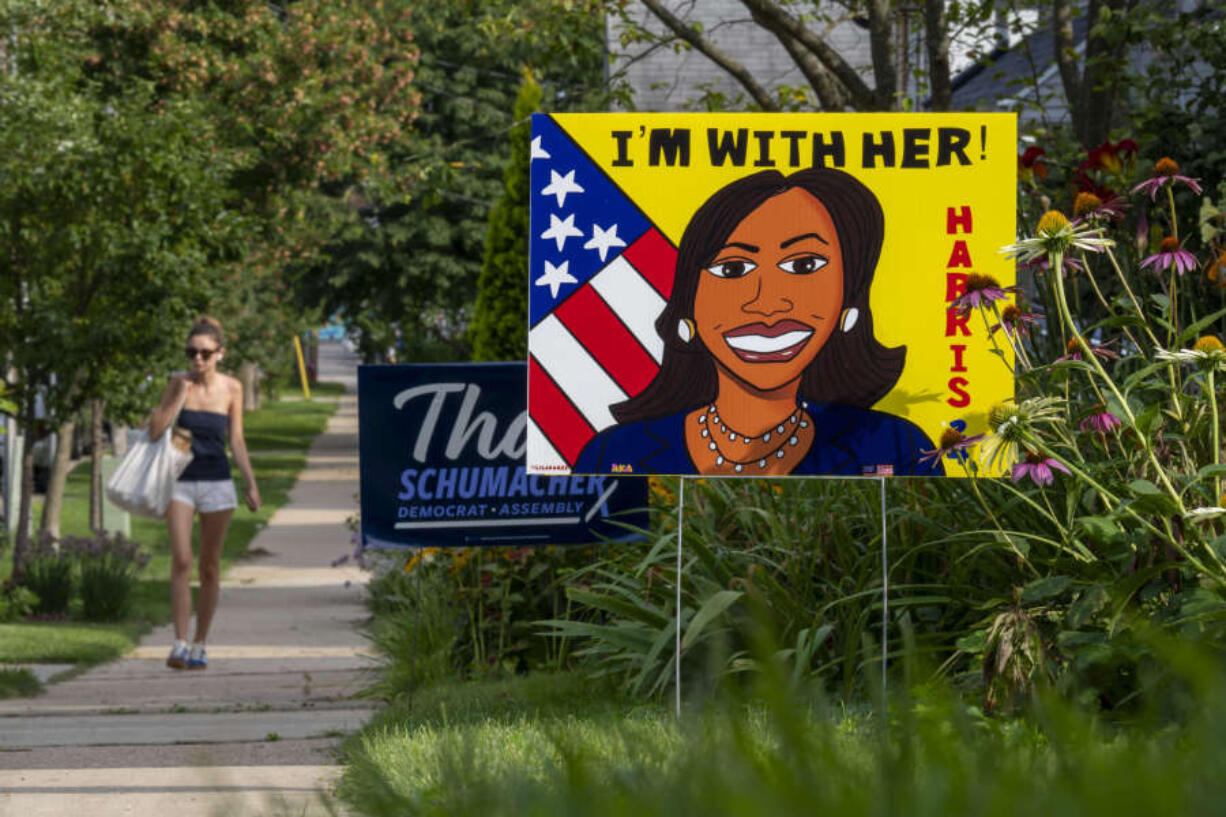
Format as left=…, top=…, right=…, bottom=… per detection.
left=607, top=0, right=873, bottom=111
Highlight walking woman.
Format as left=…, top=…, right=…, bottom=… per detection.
left=148, top=317, right=261, bottom=669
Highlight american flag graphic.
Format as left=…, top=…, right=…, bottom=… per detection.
left=527, top=114, right=678, bottom=472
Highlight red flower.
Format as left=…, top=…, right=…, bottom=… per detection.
left=1019, top=146, right=1048, bottom=185
left=1081, top=139, right=1138, bottom=175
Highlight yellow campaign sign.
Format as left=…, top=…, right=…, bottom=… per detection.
left=526, top=113, right=1017, bottom=478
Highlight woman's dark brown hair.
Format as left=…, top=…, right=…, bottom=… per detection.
left=612, top=167, right=905, bottom=424
left=187, top=316, right=225, bottom=348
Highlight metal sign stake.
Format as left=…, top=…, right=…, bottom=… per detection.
left=880, top=476, right=888, bottom=698
left=675, top=475, right=685, bottom=719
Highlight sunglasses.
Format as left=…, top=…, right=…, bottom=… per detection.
left=184, top=347, right=219, bottom=361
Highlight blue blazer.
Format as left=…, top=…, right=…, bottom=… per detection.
left=574, top=403, right=944, bottom=477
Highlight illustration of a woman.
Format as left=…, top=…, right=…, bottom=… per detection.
left=574, top=167, right=942, bottom=476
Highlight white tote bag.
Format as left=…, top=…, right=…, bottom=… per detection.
left=105, top=425, right=194, bottom=518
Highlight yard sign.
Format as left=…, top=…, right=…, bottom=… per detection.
left=526, top=112, right=1017, bottom=478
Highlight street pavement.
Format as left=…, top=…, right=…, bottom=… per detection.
left=0, top=342, right=374, bottom=816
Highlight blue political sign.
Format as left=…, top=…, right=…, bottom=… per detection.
left=359, top=363, right=649, bottom=549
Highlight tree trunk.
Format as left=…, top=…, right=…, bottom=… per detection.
left=89, top=397, right=105, bottom=532
left=923, top=0, right=952, bottom=111
left=868, top=0, right=899, bottom=109
left=13, top=402, right=36, bottom=579
left=1078, top=0, right=1130, bottom=147
left=39, top=419, right=76, bottom=539
left=239, top=361, right=260, bottom=410
left=1052, top=0, right=1084, bottom=140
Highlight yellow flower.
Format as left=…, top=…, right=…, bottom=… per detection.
left=1194, top=335, right=1225, bottom=354
left=1036, top=210, right=1071, bottom=236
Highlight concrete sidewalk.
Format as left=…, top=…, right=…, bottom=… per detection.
left=0, top=343, right=372, bottom=816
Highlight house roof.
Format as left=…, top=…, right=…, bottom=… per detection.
left=949, top=16, right=1088, bottom=113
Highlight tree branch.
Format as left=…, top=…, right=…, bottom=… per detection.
left=766, top=20, right=847, bottom=110
left=638, top=0, right=780, bottom=110
left=737, top=0, right=877, bottom=110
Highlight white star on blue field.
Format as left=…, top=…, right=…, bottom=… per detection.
left=528, top=114, right=651, bottom=326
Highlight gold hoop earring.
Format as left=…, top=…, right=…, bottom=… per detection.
left=677, top=318, right=695, bottom=343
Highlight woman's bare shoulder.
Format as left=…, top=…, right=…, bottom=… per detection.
left=223, top=374, right=245, bottom=401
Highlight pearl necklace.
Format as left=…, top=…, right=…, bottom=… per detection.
left=697, top=403, right=811, bottom=472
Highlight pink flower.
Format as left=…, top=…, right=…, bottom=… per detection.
left=1141, top=236, right=1199, bottom=276
left=1132, top=157, right=1203, bottom=200
left=920, top=427, right=985, bottom=465
left=1079, top=408, right=1122, bottom=434
left=990, top=304, right=1039, bottom=338
left=1072, top=191, right=1128, bottom=222
left=1021, top=253, right=1085, bottom=277
left=1055, top=337, right=1120, bottom=362
left=1011, top=452, right=1071, bottom=486
left=952, top=273, right=1020, bottom=314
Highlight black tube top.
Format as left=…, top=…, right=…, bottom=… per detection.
left=177, top=409, right=231, bottom=481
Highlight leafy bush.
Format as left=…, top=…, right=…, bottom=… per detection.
left=546, top=146, right=1226, bottom=712
left=68, top=532, right=150, bottom=622
left=0, top=582, right=39, bottom=623
left=19, top=531, right=74, bottom=616
left=363, top=544, right=606, bottom=699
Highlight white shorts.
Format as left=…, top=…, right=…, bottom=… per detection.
left=171, top=479, right=238, bottom=514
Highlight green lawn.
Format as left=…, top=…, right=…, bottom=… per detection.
left=338, top=671, right=1226, bottom=817
left=0, top=395, right=338, bottom=668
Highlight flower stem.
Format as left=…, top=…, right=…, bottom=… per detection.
left=1170, top=265, right=1180, bottom=347
left=1048, top=250, right=1186, bottom=511
left=991, top=302, right=1033, bottom=369
left=977, top=305, right=1015, bottom=375
left=1167, top=184, right=1179, bottom=243
left=1104, top=245, right=1161, bottom=349
left=1211, top=367, right=1221, bottom=504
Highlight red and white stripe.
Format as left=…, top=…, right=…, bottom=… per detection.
left=527, top=227, right=677, bottom=471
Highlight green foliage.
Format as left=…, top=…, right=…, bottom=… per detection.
left=339, top=652, right=1226, bottom=817
left=72, top=532, right=151, bottom=622
left=0, top=622, right=133, bottom=665
left=0, top=583, right=39, bottom=623
left=533, top=145, right=1226, bottom=712
left=470, top=75, right=541, bottom=362
left=363, top=544, right=602, bottom=698
left=290, top=0, right=606, bottom=363
left=1126, top=6, right=1226, bottom=188
left=0, top=668, right=43, bottom=700
left=19, top=533, right=75, bottom=616
left=542, top=478, right=988, bottom=702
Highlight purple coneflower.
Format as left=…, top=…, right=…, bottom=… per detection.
left=1132, top=157, right=1203, bottom=200
left=1079, top=406, right=1122, bottom=434
left=919, top=426, right=985, bottom=464
left=1072, top=191, right=1127, bottom=222
left=1055, top=337, right=1120, bottom=362
left=1021, top=253, right=1085, bottom=278
left=952, top=273, right=1019, bottom=314
left=990, top=304, right=1039, bottom=338
left=1140, top=236, right=1198, bottom=276
left=1011, top=451, right=1071, bottom=486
